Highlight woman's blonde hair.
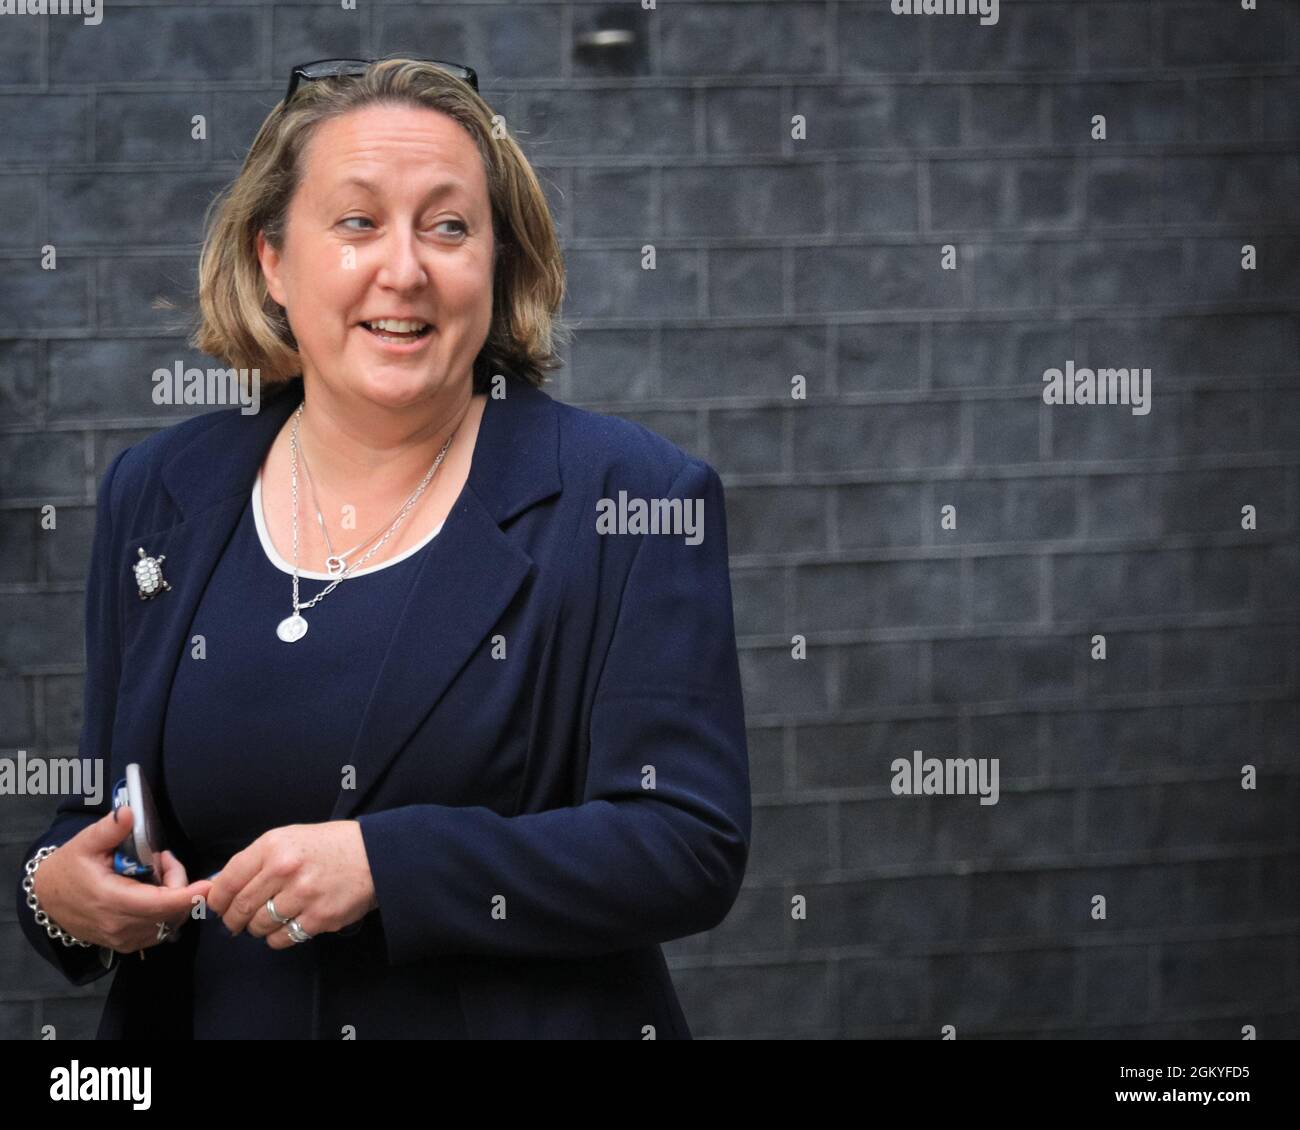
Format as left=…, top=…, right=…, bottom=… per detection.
left=192, top=57, right=571, bottom=393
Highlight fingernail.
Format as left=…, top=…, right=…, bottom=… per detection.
left=112, top=808, right=119, bottom=824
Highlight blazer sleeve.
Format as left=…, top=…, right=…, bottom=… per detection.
left=14, top=447, right=132, bottom=986
left=357, top=456, right=752, bottom=963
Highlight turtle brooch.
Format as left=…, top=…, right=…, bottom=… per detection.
left=133, top=547, right=172, bottom=600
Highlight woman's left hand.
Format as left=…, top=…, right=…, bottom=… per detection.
left=206, top=821, right=378, bottom=949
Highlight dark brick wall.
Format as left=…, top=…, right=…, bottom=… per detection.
left=1, top=0, right=1297, bottom=1039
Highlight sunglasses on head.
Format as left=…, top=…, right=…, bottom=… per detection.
left=284, top=57, right=479, bottom=103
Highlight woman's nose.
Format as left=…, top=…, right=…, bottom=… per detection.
left=376, top=231, right=429, bottom=290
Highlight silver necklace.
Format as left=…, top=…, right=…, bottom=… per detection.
left=275, top=401, right=458, bottom=643
left=297, top=429, right=391, bottom=575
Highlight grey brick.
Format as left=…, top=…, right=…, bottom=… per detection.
left=1161, top=2, right=1286, bottom=66
left=0, top=511, right=38, bottom=583
left=271, top=2, right=366, bottom=79
left=0, top=433, right=83, bottom=502
left=836, top=161, right=919, bottom=234
left=794, top=244, right=963, bottom=312
left=1084, top=5, right=1153, bottom=70
left=728, top=566, right=785, bottom=637
left=707, top=248, right=785, bottom=316
left=747, top=802, right=831, bottom=879
left=837, top=8, right=925, bottom=75
left=48, top=170, right=234, bottom=246
left=794, top=717, right=961, bottom=790
left=840, top=641, right=927, bottom=708
left=0, top=676, right=33, bottom=746
left=931, top=950, right=1075, bottom=1026
left=1189, top=237, right=1300, bottom=303
left=837, top=482, right=927, bottom=548
left=569, top=167, right=655, bottom=239
left=1083, top=630, right=1158, bottom=698
left=969, top=553, right=1041, bottom=624
left=1159, top=938, right=1287, bottom=1012
left=42, top=506, right=96, bottom=584
left=842, top=957, right=928, bottom=1032
left=965, top=84, right=1045, bottom=146
left=673, top=963, right=832, bottom=1037
left=971, top=396, right=1041, bottom=465
left=46, top=339, right=230, bottom=423
left=49, top=8, right=263, bottom=84
left=659, top=2, right=826, bottom=77
left=724, top=485, right=827, bottom=556
left=933, top=320, right=1072, bottom=389
left=1048, top=82, right=1187, bottom=145
left=1159, top=626, right=1288, bottom=693
left=707, top=407, right=784, bottom=474
left=0, top=175, right=44, bottom=250
left=1042, top=706, right=1188, bottom=776
left=664, top=162, right=829, bottom=238
left=1160, top=155, right=1300, bottom=225
left=940, top=478, right=1080, bottom=544
left=1086, top=945, right=1151, bottom=1022
left=567, top=329, right=659, bottom=401
left=0, top=96, right=88, bottom=165
left=660, top=324, right=828, bottom=400
left=703, top=87, right=784, bottom=156
left=838, top=322, right=922, bottom=393
left=96, top=256, right=200, bottom=332
left=1190, top=389, right=1259, bottom=454
left=564, top=248, right=700, bottom=320
left=738, top=645, right=833, bottom=716
left=932, top=635, right=1075, bottom=704
left=794, top=560, right=963, bottom=632
left=791, top=403, right=962, bottom=472
left=0, top=340, right=42, bottom=424
left=1045, top=240, right=1187, bottom=308
left=0, top=258, right=90, bottom=334
left=95, top=93, right=210, bottom=164
left=929, top=3, right=1073, bottom=71
left=0, top=592, right=83, bottom=667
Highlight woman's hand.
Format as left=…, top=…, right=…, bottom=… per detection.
left=206, top=821, right=377, bottom=949
left=29, top=807, right=212, bottom=956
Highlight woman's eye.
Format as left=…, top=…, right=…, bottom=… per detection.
left=340, top=216, right=374, bottom=231
left=436, top=220, right=467, bottom=236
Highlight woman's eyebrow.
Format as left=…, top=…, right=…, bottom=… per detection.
left=336, top=175, right=467, bottom=202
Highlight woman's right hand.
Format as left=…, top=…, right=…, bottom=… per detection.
left=30, top=807, right=214, bottom=956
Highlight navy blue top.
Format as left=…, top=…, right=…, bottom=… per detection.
left=160, top=471, right=442, bottom=1039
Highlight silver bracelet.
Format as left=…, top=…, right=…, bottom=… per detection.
left=23, top=844, right=93, bottom=949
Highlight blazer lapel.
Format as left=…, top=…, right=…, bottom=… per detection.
left=110, top=374, right=562, bottom=830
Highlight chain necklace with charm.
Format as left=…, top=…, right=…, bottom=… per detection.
left=275, top=401, right=458, bottom=644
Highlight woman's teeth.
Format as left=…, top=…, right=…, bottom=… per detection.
left=361, top=319, right=432, bottom=342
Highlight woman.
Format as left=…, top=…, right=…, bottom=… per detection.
left=16, top=57, right=750, bottom=1039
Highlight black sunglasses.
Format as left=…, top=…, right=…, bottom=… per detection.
left=284, top=57, right=479, bottom=103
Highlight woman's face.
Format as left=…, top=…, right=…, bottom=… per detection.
left=258, top=102, right=495, bottom=410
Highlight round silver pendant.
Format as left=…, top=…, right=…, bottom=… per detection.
left=276, top=614, right=309, bottom=643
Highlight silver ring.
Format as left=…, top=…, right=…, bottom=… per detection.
left=285, top=918, right=313, bottom=944
left=155, top=921, right=171, bottom=941
left=266, top=898, right=291, bottom=924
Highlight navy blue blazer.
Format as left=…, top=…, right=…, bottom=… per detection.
left=16, top=372, right=751, bottom=1039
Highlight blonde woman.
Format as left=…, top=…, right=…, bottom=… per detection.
left=17, top=57, right=750, bottom=1039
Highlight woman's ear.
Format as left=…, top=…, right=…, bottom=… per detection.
left=256, top=229, right=287, bottom=307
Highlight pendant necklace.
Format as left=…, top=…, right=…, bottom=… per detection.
left=275, top=400, right=458, bottom=643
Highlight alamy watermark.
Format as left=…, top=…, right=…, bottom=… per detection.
left=595, top=490, right=703, bottom=545
left=891, top=750, right=1000, bottom=805
left=0, top=0, right=101, bottom=26
left=152, top=363, right=261, bottom=415
left=1042, top=361, right=1152, bottom=416
left=891, top=0, right=998, bottom=27
left=0, top=751, right=104, bottom=805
